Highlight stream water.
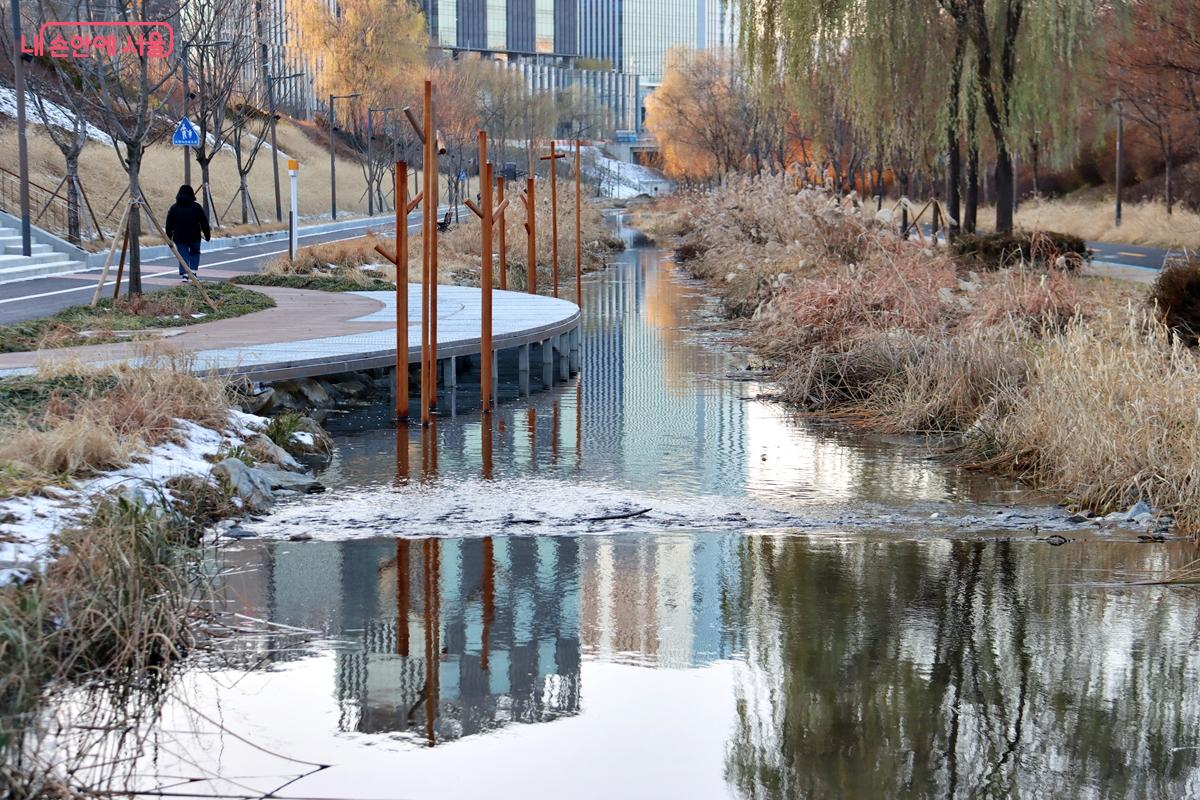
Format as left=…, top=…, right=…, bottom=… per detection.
left=108, top=217, right=1200, bottom=798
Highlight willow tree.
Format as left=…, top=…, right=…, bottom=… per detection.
left=742, top=0, right=1114, bottom=233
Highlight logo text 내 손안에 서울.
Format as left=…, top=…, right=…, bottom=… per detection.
left=20, top=21, right=174, bottom=60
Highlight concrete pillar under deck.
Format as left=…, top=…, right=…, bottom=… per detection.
left=542, top=338, right=554, bottom=387
left=568, top=326, right=581, bottom=375
left=492, top=350, right=499, bottom=407
left=443, top=356, right=457, bottom=388
left=518, top=343, right=531, bottom=396
left=558, top=335, right=569, bottom=382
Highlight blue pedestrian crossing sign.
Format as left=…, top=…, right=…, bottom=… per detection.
left=172, top=117, right=200, bottom=148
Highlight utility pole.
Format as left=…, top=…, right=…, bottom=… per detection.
left=11, top=0, right=31, bottom=255
left=1115, top=100, right=1124, bottom=228
left=329, top=92, right=361, bottom=220
left=269, top=72, right=303, bottom=222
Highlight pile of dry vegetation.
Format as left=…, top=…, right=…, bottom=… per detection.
left=640, top=175, right=1200, bottom=530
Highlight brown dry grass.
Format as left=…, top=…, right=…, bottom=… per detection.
left=0, top=118, right=425, bottom=247
left=0, top=356, right=232, bottom=492
left=980, top=197, right=1200, bottom=250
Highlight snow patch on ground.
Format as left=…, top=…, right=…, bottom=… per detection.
left=0, top=83, right=113, bottom=146
left=0, top=411, right=266, bottom=584
left=584, top=146, right=671, bottom=199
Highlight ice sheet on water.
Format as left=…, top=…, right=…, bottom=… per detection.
left=236, top=477, right=1099, bottom=541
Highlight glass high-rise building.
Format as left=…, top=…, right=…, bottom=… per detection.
left=423, top=0, right=737, bottom=82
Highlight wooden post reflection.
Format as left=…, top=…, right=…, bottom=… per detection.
left=551, top=400, right=560, bottom=465
left=396, top=539, right=410, bottom=656
left=421, top=418, right=439, bottom=481
left=394, top=422, right=410, bottom=486
left=527, top=407, right=537, bottom=466
left=422, top=538, right=440, bottom=746
left=481, top=537, right=494, bottom=671
left=481, top=418, right=494, bottom=480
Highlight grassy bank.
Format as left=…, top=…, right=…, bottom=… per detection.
left=980, top=197, right=1200, bottom=251
left=0, top=283, right=275, bottom=353
left=242, top=183, right=623, bottom=295
left=641, top=176, right=1200, bottom=531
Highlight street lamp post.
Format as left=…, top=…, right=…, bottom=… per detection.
left=367, top=106, right=398, bottom=216
left=268, top=71, right=304, bottom=222
left=1115, top=100, right=1124, bottom=228
left=10, top=0, right=30, bottom=256
left=328, top=92, right=361, bottom=220
left=181, top=39, right=232, bottom=186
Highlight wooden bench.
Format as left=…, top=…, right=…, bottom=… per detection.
left=436, top=209, right=452, bottom=232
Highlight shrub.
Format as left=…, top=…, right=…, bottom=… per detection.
left=1149, top=255, right=1200, bottom=346
left=953, top=231, right=1089, bottom=271
left=264, top=411, right=304, bottom=449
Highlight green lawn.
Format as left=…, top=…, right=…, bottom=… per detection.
left=232, top=274, right=396, bottom=293
left=0, top=283, right=276, bottom=353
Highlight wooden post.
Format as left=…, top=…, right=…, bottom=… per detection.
left=574, top=139, right=582, bottom=309
left=90, top=201, right=131, bottom=306
left=497, top=177, right=507, bottom=290
left=524, top=177, right=537, bottom=294
left=111, top=227, right=129, bottom=301
left=429, top=124, right=440, bottom=418
left=396, top=162, right=409, bottom=420
left=479, top=131, right=494, bottom=415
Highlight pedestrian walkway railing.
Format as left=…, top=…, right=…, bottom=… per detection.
left=0, top=165, right=103, bottom=245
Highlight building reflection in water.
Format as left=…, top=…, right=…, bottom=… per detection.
left=245, top=536, right=582, bottom=746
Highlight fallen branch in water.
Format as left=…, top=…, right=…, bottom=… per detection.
left=586, top=508, right=652, bottom=522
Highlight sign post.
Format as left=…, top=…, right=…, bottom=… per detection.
left=287, top=159, right=299, bottom=260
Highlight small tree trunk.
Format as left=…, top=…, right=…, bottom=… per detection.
left=964, top=137, right=979, bottom=234
left=66, top=154, right=81, bottom=245
left=126, top=146, right=144, bottom=296
left=240, top=172, right=251, bottom=224
left=200, top=160, right=213, bottom=218
left=1163, top=130, right=1174, bottom=215
left=993, top=146, right=1015, bottom=234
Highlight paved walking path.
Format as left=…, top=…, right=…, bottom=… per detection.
left=0, top=284, right=581, bottom=382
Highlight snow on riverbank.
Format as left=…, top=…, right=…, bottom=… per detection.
left=585, top=146, right=671, bottom=199
left=0, top=410, right=266, bottom=583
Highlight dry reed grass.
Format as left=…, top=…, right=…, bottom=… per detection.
left=976, top=310, right=1200, bottom=529
left=981, top=197, right=1200, bottom=250
left=0, top=357, right=232, bottom=494
left=652, top=174, right=1200, bottom=527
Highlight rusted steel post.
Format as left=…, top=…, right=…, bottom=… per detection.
left=575, top=139, right=582, bottom=309
left=396, top=538, right=410, bottom=657
left=481, top=536, right=494, bottom=671
left=422, top=538, right=437, bottom=746
left=482, top=414, right=494, bottom=480
left=420, top=82, right=433, bottom=426
left=497, top=178, right=507, bottom=290
left=525, top=177, right=537, bottom=294
left=550, top=141, right=559, bottom=297
left=396, top=162, right=409, bottom=420
left=429, top=130, right=440, bottom=417
left=480, top=131, right=494, bottom=415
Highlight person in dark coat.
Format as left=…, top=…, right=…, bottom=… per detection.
left=164, top=185, right=211, bottom=280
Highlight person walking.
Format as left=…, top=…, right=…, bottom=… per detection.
left=165, top=185, right=211, bottom=282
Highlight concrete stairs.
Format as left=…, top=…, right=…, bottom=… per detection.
left=0, top=225, right=88, bottom=284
